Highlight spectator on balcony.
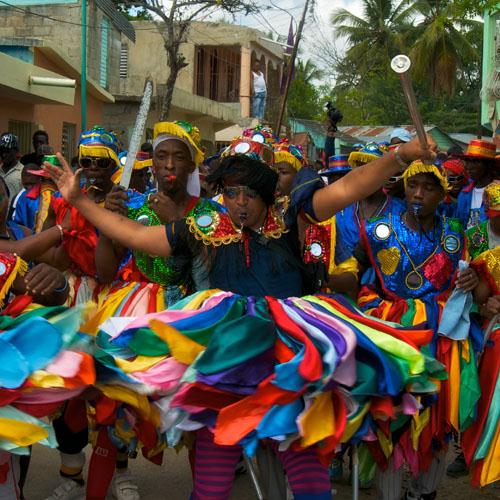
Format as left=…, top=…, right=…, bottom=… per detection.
left=251, top=61, right=267, bottom=121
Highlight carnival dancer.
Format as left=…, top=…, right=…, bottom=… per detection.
left=461, top=244, right=500, bottom=487
left=455, top=139, right=497, bottom=229
left=12, top=161, right=59, bottom=233
left=79, top=122, right=213, bottom=500
left=353, top=161, right=480, bottom=500
left=445, top=181, right=500, bottom=479
left=439, top=158, right=467, bottom=219
left=0, top=249, right=71, bottom=500
left=43, top=126, right=119, bottom=306
left=467, top=181, right=500, bottom=260
left=45, top=127, right=437, bottom=499
left=44, top=126, right=122, bottom=500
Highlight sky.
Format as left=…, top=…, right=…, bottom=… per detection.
left=233, top=0, right=365, bottom=72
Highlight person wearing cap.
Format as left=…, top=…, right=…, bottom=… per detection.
left=12, top=163, right=58, bottom=233
left=390, top=127, right=413, bottom=145
left=348, top=160, right=479, bottom=500
left=319, top=154, right=351, bottom=185
left=438, top=158, right=468, bottom=219
left=20, top=130, right=49, bottom=167
left=43, top=126, right=126, bottom=500
left=0, top=132, right=24, bottom=200
left=455, top=139, right=497, bottom=230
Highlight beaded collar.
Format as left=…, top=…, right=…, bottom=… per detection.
left=186, top=202, right=288, bottom=247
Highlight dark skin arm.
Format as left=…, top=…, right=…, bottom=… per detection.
left=0, top=225, right=64, bottom=262
left=328, top=272, right=359, bottom=301
left=12, top=263, right=69, bottom=306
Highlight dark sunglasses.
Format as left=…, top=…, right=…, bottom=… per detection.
left=447, top=175, right=464, bottom=183
left=79, top=157, right=113, bottom=169
left=222, top=186, right=259, bottom=200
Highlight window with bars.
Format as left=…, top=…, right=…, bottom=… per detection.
left=8, top=119, right=34, bottom=155
left=61, top=122, right=76, bottom=161
left=99, top=18, right=109, bottom=89
left=120, top=43, right=128, bottom=79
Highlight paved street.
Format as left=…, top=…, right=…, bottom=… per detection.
left=23, top=445, right=499, bottom=499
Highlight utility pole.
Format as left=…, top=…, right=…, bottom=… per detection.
left=81, top=0, right=87, bottom=133
left=275, top=0, right=310, bottom=134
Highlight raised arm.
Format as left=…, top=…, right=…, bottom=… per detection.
left=312, top=135, right=437, bottom=221
left=44, top=154, right=171, bottom=258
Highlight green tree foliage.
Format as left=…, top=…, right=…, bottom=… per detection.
left=287, top=59, right=323, bottom=120
left=322, top=0, right=485, bottom=132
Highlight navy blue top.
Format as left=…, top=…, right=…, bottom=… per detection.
left=165, top=168, right=332, bottom=298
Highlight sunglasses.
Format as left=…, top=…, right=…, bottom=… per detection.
left=79, top=157, right=113, bottom=169
left=447, top=175, right=464, bottom=183
left=222, top=185, right=259, bottom=200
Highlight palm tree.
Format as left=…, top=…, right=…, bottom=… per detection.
left=409, top=0, right=481, bottom=96
left=295, top=59, right=323, bottom=84
left=330, top=0, right=416, bottom=64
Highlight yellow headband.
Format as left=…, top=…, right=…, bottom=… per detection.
left=273, top=150, right=303, bottom=171
left=153, top=121, right=204, bottom=166
left=79, top=145, right=120, bottom=167
left=403, top=160, right=450, bottom=192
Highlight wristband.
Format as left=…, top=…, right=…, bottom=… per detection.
left=56, top=224, right=64, bottom=243
left=394, top=145, right=409, bottom=169
left=54, top=278, right=68, bottom=293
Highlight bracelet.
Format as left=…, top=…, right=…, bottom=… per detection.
left=56, top=224, right=64, bottom=243
left=54, top=278, right=68, bottom=293
left=394, top=145, right=410, bottom=169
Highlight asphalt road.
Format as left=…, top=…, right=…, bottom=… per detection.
left=23, top=445, right=499, bottom=499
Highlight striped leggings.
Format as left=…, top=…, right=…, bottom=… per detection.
left=192, top=428, right=331, bottom=500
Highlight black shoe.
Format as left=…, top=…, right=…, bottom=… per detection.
left=403, top=491, right=436, bottom=500
left=446, top=452, right=468, bottom=478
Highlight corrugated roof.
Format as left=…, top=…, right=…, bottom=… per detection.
left=95, top=0, right=135, bottom=42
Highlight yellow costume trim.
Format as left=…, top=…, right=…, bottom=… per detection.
left=35, top=187, right=54, bottom=233
left=299, top=392, right=334, bottom=447
left=377, top=429, right=393, bottom=458
left=115, top=355, right=167, bottom=373
left=274, top=151, right=302, bottom=171
left=411, top=407, right=430, bottom=450
left=377, top=247, right=401, bottom=276
left=403, top=160, right=450, bottom=192
left=154, top=122, right=204, bottom=165
left=149, top=319, right=205, bottom=364
left=449, top=341, right=460, bottom=431
left=342, top=403, right=370, bottom=443
left=79, top=144, right=119, bottom=167
left=480, top=418, right=500, bottom=486
left=29, top=370, right=65, bottom=388
left=348, top=151, right=379, bottom=168
left=0, top=255, right=28, bottom=308
left=331, top=256, right=359, bottom=278
left=0, top=418, right=49, bottom=446
left=96, top=384, right=160, bottom=424
left=80, top=282, right=137, bottom=335
left=484, top=182, right=500, bottom=211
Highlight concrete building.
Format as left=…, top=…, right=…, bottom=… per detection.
left=108, top=20, right=284, bottom=151
left=481, top=7, right=499, bottom=133
left=0, top=39, right=114, bottom=156
left=0, top=0, right=134, bottom=154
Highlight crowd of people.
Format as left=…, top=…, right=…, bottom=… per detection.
left=0, top=121, right=498, bottom=500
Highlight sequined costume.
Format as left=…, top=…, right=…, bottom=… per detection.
left=356, top=210, right=481, bottom=476
left=462, top=246, right=500, bottom=487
